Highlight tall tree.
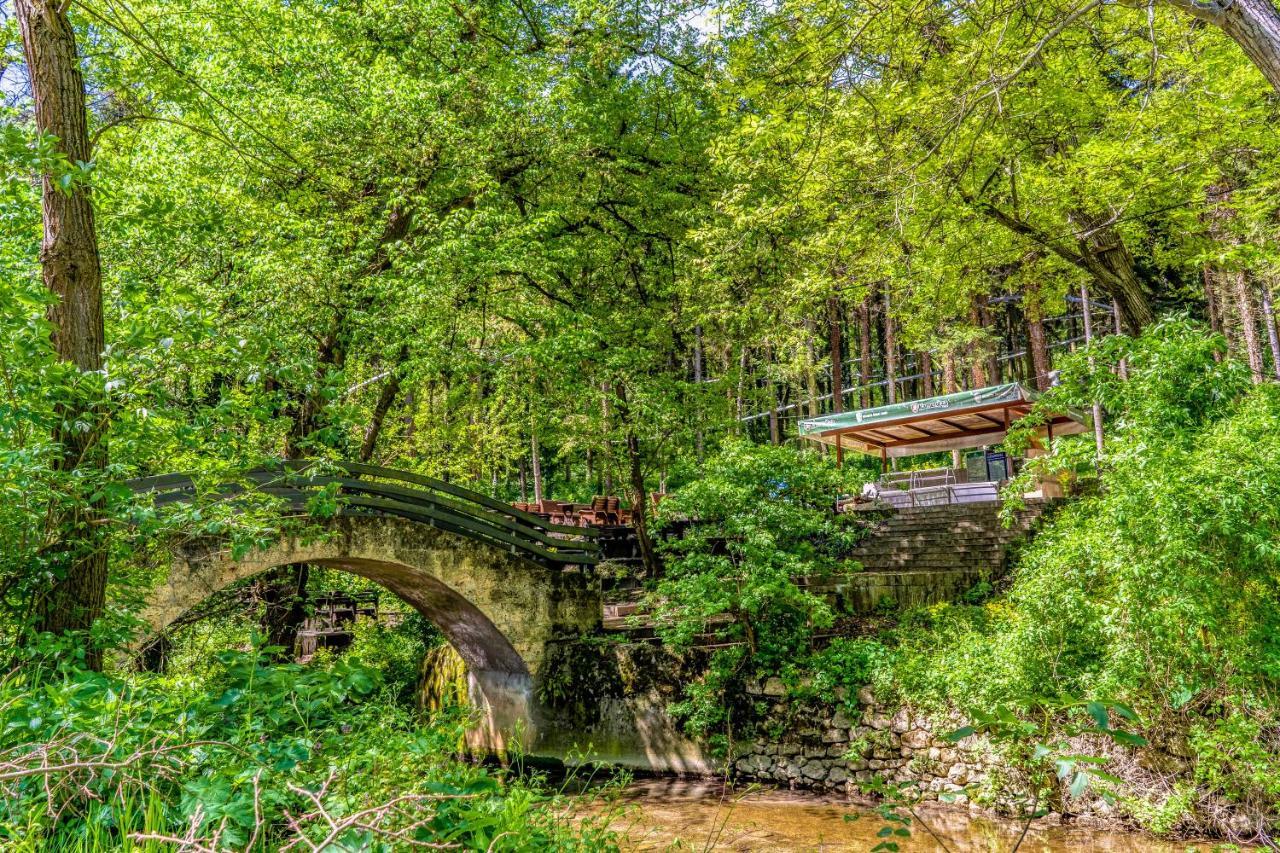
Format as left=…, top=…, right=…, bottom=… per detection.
left=15, top=0, right=108, bottom=663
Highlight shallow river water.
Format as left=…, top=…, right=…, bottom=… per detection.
left=590, top=778, right=1234, bottom=852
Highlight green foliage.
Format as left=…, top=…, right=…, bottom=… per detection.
left=1190, top=710, right=1280, bottom=810
left=345, top=611, right=441, bottom=708
left=644, top=441, right=863, bottom=738
left=865, top=320, right=1280, bottom=824
left=794, top=637, right=890, bottom=706
left=0, top=645, right=615, bottom=851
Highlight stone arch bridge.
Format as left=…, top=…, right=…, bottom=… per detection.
left=130, top=462, right=603, bottom=755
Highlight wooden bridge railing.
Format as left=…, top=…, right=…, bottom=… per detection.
left=127, top=461, right=600, bottom=570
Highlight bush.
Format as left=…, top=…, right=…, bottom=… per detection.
left=875, top=319, right=1280, bottom=822
left=0, top=645, right=617, bottom=851
left=644, top=440, right=864, bottom=739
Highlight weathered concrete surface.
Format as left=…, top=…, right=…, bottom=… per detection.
left=141, top=515, right=601, bottom=754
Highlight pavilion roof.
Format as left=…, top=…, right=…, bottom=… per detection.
left=798, top=382, right=1089, bottom=458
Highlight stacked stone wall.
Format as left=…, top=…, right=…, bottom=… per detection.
left=732, top=681, right=991, bottom=801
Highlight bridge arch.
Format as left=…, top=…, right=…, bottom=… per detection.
left=141, top=514, right=601, bottom=754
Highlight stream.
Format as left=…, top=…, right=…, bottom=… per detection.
left=587, top=777, right=1233, bottom=852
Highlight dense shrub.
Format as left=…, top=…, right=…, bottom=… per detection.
left=0, top=645, right=617, bottom=851
left=644, top=440, right=863, bottom=743
left=871, top=319, right=1280, bottom=825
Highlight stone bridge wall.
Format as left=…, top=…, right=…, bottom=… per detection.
left=142, top=514, right=601, bottom=755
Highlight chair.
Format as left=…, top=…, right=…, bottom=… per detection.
left=580, top=496, right=609, bottom=527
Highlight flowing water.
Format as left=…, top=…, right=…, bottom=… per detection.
left=589, top=777, right=1234, bottom=852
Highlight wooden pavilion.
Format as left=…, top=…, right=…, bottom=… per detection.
left=798, top=382, right=1089, bottom=469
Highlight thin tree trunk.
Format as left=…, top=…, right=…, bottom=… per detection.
left=359, top=346, right=409, bottom=462
left=1212, top=267, right=1242, bottom=357
left=857, top=299, right=873, bottom=409
left=17, top=0, right=108, bottom=664
left=1235, top=273, right=1266, bottom=383
left=882, top=286, right=897, bottom=404
left=694, top=325, right=705, bottom=463
left=1113, top=302, right=1129, bottom=381
left=530, top=432, right=544, bottom=505
left=969, top=295, right=990, bottom=388
left=736, top=345, right=748, bottom=425
left=828, top=296, right=843, bottom=412
left=600, top=382, right=613, bottom=494
left=1204, top=267, right=1224, bottom=363
left=767, top=341, right=781, bottom=445
left=980, top=296, right=999, bottom=384
left=943, top=352, right=961, bottom=468
left=1204, top=268, right=1222, bottom=333
left=1081, top=284, right=1105, bottom=458
left=804, top=319, right=820, bottom=419
left=919, top=351, right=934, bottom=397
left=616, top=385, right=658, bottom=576
left=1026, top=293, right=1052, bottom=390
left=1261, top=282, right=1280, bottom=381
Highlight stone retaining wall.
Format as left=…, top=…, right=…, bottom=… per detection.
left=732, top=681, right=991, bottom=802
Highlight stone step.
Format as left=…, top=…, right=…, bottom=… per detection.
left=855, top=542, right=1008, bottom=553
left=852, top=537, right=1009, bottom=549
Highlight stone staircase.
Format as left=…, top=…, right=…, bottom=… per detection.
left=601, top=499, right=1052, bottom=634
left=803, top=500, right=1050, bottom=613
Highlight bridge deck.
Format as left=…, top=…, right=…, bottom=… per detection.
left=128, top=461, right=600, bottom=570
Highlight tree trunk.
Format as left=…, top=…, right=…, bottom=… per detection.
left=1261, top=282, right=1280, bottom=380
left=616, top=387, right=658, bottom=577
left=804, top=319, right=820, bottom=419
left=17, top=0, right=109, bottom=664
left=828, top=296, right=843, bottom=412
left=694, top=324, right=705, bottom=463
left=1235, top=273, right=1267, bottom=383
left=1081, top=284, right=1106, bottom=458
left=882, top=286, right=897, bottom=403
left=968, top=295, right=991, bottom=387
left=769, top=402, right=781, bottom=444
left=600, top=382, right=613, bottom=494
left=1211, top=266, right=1241, bottom=357
left=359, top=346, right=409, bottom=462
left=943, top=352, right=961, bottom=467
left=1168, top=0, right=1280, bottom=93
left=735, top=345, right=748, bottom=426
left=260, top=563, right=310, bottom=656
left=530, top=432, right=544, bottom=504
left=919, top=351, right=934, bottom=397
left=857, top=299, right=873, bottom=409
left=1074, top=220, right=1155, bottom=334
left=1027, top=301, right=1052, bottom=390
left=1204, top=266, right=1224, bottom=358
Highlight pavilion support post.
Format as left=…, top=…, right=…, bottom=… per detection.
left=835, top=437, right=844, bottom=468
left=880, top=446, right=887, bottom=475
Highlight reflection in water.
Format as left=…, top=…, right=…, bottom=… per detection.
left=596, top=778, right=1227, bottom=852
